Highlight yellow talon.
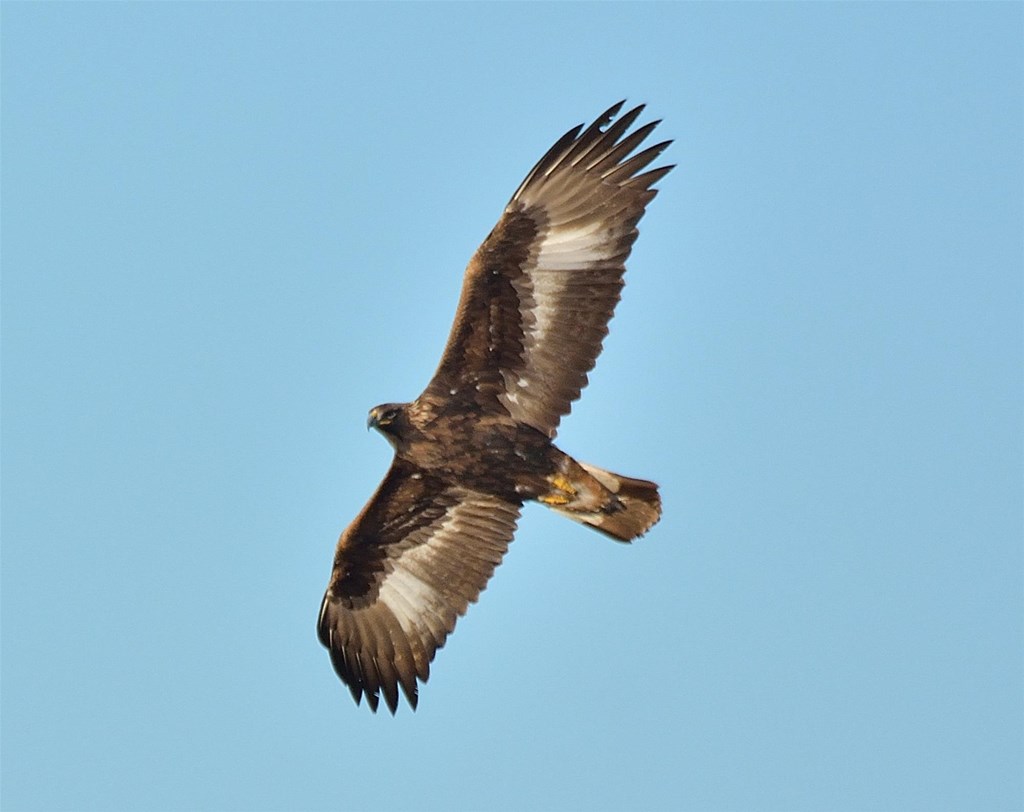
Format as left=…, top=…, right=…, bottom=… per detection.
left=539, top=493, right=571, bottom=506
left=550, top=474, right=577, bottom=495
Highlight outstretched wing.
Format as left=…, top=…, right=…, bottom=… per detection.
left=422, top=101, right=673, bottom=438
left=317, top=459, right=521, bottom=713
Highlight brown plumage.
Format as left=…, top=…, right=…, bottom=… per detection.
left=318, top=102, right=673, bottom=713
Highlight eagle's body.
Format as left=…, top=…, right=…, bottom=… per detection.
left=318, top=102, right=673, bottom=712
left=376, top=403, right=554, bottom=499
left=369, top=400, right=649, bottom=526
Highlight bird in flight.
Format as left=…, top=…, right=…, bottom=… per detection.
left=318, top=101, right=673, bottom=713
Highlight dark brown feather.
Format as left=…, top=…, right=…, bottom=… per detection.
left=424, top=103, right=673, bottom=438
left=318, top=460, right=521, bottom=713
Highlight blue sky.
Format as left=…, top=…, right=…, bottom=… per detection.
left=3, top=4, right=1021, bottom=811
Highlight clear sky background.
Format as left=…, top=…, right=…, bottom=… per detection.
left=3, top=4, right=1022, bottom=811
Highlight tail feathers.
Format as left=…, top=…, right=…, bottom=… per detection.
left=553, top=461, right=662, bottom=543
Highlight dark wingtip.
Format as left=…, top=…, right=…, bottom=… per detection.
left=400, top=680, right=420, bottom=711
left=601, top=99, right=628, bottom=120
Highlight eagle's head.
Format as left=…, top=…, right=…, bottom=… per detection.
left=367, top=403, right=409, bottom=448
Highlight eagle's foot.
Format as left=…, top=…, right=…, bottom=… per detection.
left=550, top=473, right=577, bottom=495
left=538, top=473, right=578, bottom=506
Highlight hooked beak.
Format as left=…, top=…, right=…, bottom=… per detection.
left=366, top=409, right=379, bottom=431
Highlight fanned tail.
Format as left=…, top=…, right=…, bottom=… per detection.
left=545, top=460, right=662, bottom=542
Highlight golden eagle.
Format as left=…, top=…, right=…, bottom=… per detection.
left=318, top=102, right=673, bottom=712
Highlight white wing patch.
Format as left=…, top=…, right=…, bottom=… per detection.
left=378, top=565, right=442, bottom=634
left=498, top=213, right=629, bottom=431
left=376, top=493, right=519, bottom=638
left=377, top=510, right=463, bottom=634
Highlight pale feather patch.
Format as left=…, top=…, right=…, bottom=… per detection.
left=378, top=567, right=441, bottom=634
left=376, top=495, right=515, bottom=638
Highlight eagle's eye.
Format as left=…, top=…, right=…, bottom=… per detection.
left=380, top=408, right=399, bottom=425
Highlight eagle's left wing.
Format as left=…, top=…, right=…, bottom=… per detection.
left=318, top=458, right=521, bottom=713
left=421, top=101, right=672, bottom=438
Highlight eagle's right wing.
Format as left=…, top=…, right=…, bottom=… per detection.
left=422, top=101, right=673, bottom=438
left=318, top=459, right=521, bottom=713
